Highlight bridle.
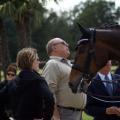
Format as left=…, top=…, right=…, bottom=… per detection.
left=72, top=28, right=96, bottom=83
left=71, top=28, right=120, bottom=102
left=69, top=28, right=96, bottom=95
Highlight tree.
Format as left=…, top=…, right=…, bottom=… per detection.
left=0, top=0, right=61, bottom=48
left=72, top=0, right=120, bottom=27
left=32, top=10, right=74, bottom=60
left=0, top=0, right=62, bottom=78
left=0, top=17, right=11, bottom=80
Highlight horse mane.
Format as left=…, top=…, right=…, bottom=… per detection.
left=99, top=23, right=120, bottom=29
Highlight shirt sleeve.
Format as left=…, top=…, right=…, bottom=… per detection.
left=42, top=61, right=61, bottom=94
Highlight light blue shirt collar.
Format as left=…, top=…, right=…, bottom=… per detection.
left=49, top=56, right=71, bottom=66
left=98, top=72, right=112, bottom=81
left=98, top=72, right=112, bottom=86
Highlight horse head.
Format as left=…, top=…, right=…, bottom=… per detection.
left=69, top=24, right=120, bottom=93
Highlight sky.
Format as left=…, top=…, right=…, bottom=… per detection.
left=44, top=0, right=120, bottom=12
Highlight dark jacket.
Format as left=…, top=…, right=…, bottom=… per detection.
left=85, top=74, right=120, bottom=120
left=115, top=67, right=120, bottom=75
left=0, top=80, right=10, bottom=120
left=0, top=80, right=8, bottom=89
left=0, top=70, right=54, bottom=120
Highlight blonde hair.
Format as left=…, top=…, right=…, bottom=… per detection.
left=17, top=48, right=38, bottom=70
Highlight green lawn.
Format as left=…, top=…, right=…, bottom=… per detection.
left=83, top=112, right=93, bottom=120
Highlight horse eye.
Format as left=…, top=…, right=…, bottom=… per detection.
left=79, top=46, right=85, bottom=53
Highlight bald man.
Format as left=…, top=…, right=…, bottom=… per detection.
left=42, top=38, right=86, bottom=120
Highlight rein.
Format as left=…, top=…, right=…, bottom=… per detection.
left=87, top=93, right=120, bottom=103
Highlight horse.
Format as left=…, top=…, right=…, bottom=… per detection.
left=69, top=24, right=120, bottom=93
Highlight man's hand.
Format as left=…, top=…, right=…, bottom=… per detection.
left=116, top=107, right=120, bottom=116
left=52, top=105, right=60, bottom=120
left=106, top=106, right=120, bottom=115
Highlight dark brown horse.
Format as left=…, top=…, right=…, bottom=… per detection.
left=69, top=24, right=120, bottom=93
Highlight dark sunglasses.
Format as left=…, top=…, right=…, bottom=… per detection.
left=7, top=73, right=15, bottom=77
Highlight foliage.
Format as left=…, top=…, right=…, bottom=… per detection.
left=0, top=0, right=120, bottom=63
left=4, top=17, right=18, bottom=61
left=32, top=11, right=74, bottom=60
left=72, top=0, right=120, bottom=27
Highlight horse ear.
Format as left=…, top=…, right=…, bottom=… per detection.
left=77, top=23, right=91, bottom=39
left=77, top=23, right=88, bottom=34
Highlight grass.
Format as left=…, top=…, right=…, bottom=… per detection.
left=83, top=112, right=93, bottom=120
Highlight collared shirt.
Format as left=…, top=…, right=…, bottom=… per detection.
left=42, top=56, right=86, bottom=109
left=50, top=56, right=71, bottom=66
left=98, top=72, right=112, bottom=87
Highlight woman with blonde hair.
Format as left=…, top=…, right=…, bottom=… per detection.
left=0, top=47, right=54, bottom=120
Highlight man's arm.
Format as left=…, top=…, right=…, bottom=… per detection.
left=42, top=61, right=61, bottom=119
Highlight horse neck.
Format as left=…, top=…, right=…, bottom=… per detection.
left=96, top=29, right=120, bottom=47
left=96, top=29, right=120, bottom=61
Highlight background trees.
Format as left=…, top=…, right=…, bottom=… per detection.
left=71, top=0, right=120, bottom=27
left=0, top=0, right=120, bottom=80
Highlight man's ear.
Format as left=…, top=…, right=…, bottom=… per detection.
left=52, top=45, right=57, bottom=50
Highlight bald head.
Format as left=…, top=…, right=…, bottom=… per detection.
left=46, top=38, right=70, bottom=58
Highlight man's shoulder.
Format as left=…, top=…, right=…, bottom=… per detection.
left=43, top=59, right=61, bottom=70
left=93, top=74, right=100, bottom=80
left=112, top=73, right=120, bottom=78
left=46, top=59, right=61, bottom=65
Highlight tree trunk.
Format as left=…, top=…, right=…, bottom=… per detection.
left=0, top=17, right=11, bottom=80
left=16, top=11, right=32, bottom=49
left=16, top=21, right=27, bottom=49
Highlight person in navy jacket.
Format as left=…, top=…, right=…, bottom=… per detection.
left=85, top=60, right=120, bottom=120
left=115, top=64, right=120, bottom=75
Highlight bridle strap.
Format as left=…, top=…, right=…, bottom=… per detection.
left=72, top=64, right=81, bottom=71
left=83, top=28, right=96, bottom=74
left=71, top=28, right=96, bottom=93
left=72, top=28, right=96, bottom=77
